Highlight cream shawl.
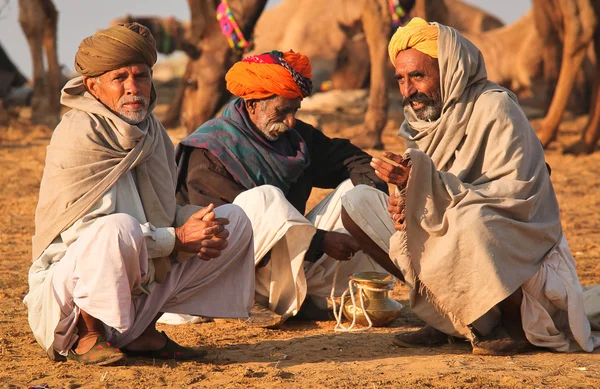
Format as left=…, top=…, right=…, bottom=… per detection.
left=32, top=77, right=177, bottom=261
left=389, top=23, right=562, bottom=327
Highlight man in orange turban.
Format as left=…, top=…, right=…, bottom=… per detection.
left=25, top=22, right=257, bottom=365
left=173, top=50, right=396, bottom=327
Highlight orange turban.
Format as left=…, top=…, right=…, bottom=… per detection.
left=226, top=50, right=313, bottom=100
left=388, top=17, right=439, bottom=64
left=75, top=22, right=157, bottom=77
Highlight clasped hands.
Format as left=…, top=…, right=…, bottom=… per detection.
left=174, top=204, right=230, bottom=261
left=370, top=151, right=411, bottom=231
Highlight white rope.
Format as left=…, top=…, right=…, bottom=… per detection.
left=330, top=262, right=394, bottom=332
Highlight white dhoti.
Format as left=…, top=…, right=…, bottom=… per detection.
left=233, top=180, right=389, bottom=320
left=346, top=188, right=600, bottom=352
left=47, top=204, right=254, bottom=355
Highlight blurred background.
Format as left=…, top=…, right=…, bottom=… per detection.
left=0, top=0, right=529, bottom=77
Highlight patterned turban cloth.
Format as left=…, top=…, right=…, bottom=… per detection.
left=388, top=17, right=439, bottom=65
left=75, top=22, right=158, bottom=77
left=226, top=50, right=313, bottom=100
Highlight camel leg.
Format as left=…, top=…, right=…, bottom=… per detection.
left=180, top=51, right=230, bottom=133
left=176, top=0, right=267, bottom=133
left=42, top=0, right=60, bottom=126
left=163, top=65, right=191, bottom=128
left=565, top=28, right=600, bottom=154
left=354, top=0, right=390, bottom=150
left=536, top=1, right=595, bottom=148
left=19, top=0, right=47, bottom=125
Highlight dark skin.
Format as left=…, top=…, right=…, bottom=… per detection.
left=393, top=48, right=442, bottom=121
left=245, top=95, right=360, bottom=262
left=75, top=65, right=231, bottom=356
left=382, top=49, right=535, bottom=346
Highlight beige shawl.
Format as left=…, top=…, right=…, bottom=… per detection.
left=390, top=23, right=562, bottom=327
left=32, top=77, right=177, bottom=262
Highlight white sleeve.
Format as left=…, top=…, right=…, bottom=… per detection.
left=139, top=223, right=176, bottom=258
left=60, top=180, right=176, bottom=259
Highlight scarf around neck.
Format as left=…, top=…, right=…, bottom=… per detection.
left=32, top=76, right=176, bottom=260
left=177, top=98, right=310, bottom=195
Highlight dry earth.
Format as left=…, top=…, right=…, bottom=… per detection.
left=1, top=90, right=599, bottom=388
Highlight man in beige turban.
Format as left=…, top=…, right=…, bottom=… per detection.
left=23, top=23, right=256, bottom=365
left=362, top=17, right=600, bottom=355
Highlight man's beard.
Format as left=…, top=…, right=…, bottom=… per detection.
left=258, top=122, right=290, bottom=141
left=403, top=91, right=443, bottom=121
left=117, top=95, right=149, bottom=124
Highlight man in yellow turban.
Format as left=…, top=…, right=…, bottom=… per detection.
left=362, top=17, right=600, bottom=355
left=172, top=50, right=396, bottom=326
left=24, top=23, right=257, bottom=365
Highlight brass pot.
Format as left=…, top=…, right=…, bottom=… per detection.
left=342, top=271, right=403, bottom=327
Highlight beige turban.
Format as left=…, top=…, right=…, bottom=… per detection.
left=75, top=22, right=157, bottom=77
left=388, top=17, right=439, bottom=65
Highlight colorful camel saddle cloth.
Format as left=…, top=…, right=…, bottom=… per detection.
left=388, top=0, right=411, bottom=29
left=217, top=0, right=252, bottom=52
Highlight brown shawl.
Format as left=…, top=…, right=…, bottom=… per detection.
left=32, top=77, right=176, bottom=261
left=389, top=23, right=562, bottom=327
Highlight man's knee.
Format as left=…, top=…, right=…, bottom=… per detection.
left=91, top=213, right=144, bottom=246
left=215, top=203, right=252, bottom=238
left=235, top=185, right=285, bottom=204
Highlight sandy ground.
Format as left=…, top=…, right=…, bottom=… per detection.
left=1, top=93, right=600, bottom=388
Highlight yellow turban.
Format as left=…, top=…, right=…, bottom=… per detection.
left=388, top=17, right=439, bottom=65
left=75, top=22, right=157, bottom=77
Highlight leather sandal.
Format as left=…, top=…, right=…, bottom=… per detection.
left=67, top=336, right=126, bottom=366
left=392, top=325, right=454, bottom=348
left=122, top=331, right=206, bottom=361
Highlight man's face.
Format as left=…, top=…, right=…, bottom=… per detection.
left=394, top=49, right=442, bottom=121
left=246, top=95, right=301, bottom=141
left=84, top=63, right=152, bottom=125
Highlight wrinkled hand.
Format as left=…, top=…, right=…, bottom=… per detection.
left=370, top=151, right=411, bottom=189
left=321, top=231, right=360, bottom=261
left=174, top=204, right=230, bottom=261
left=388, top=195, right=405, bottom=231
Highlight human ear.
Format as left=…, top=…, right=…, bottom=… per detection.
left=83, top=77, right=99, bottom=98
left=245, top=99, right=257, bottom=114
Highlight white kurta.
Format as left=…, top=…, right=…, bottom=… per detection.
left=24, top=171, right=255, bottom=359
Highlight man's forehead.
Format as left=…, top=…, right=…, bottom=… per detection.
left=102, top=63, right=152, bottom=76
left=394, top=49, right=436, bottom=73
left=271, top=96, right=301, bottom=109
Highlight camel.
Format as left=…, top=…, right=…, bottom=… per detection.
left=463, top=10, right=595, bottom=116
left=109, top=15, right=199, bottom=59
left=463, top=11, right=543, bottom=98
left=533, top=0, right=600, bottom=154
left=148, top=0, right=398, bottom=147
left=18, top=0, right=61, bottom=127
left=413, top=0, right=503, bottom=33
left=253, top=0, right=503, bottom=148
left=168, top=0, right=269, bottom=132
